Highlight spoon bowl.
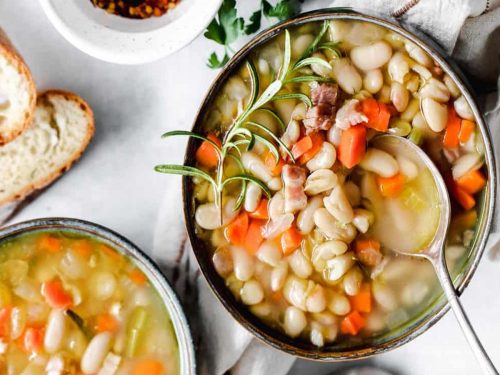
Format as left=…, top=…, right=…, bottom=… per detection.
left=375, top=135, right=498, bottom=375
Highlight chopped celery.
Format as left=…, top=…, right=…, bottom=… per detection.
left=400, top=186, right=427, bottom=212
left=125, top=306, right=148, bottom=357
left=408, top=128, right=423, bottom=146
left=388, top=119, right=411, bottom=137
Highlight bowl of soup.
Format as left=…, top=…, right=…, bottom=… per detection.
left=0, top=218, right=195, bottom=374
left=169, top=10, right=495, bottom=359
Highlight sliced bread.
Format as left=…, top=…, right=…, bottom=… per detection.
left=0, top=90, right=94, bottom=205
left=0, top=28, right=37, bottom=145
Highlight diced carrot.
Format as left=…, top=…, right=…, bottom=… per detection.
left=195, top=133, right=221, bottom=168
left=41, top=279, right=73, bottom=309
left=249, top=198, right=269, bottom=220
left=355, top=239, right=382, bottom=267
left=291, top=136, right=313, bottom=160
left=376, top=173, right=405, bottom=197
left=361, top=98, right=391, bottom=132
left=271, top=291, right=283, bottom=301
left=225, top=212, right=249, bottom=246
left=280, top=226, right=303, bottom=255
left=443, top=107, right=461, bottom=148
left=264, top=151, right=285, bottom=176
left=456, top=169, right=486, bottom=195
left=299, top=132, right=324, bottom=164
left=23, top=327, right=44, bottom=353
left=133, top=360, right=163, bottom=375
left=338, top=125, right=366, bottom=169
left=94, top=313, right=119, bottom=333
left=350, top=283, right=372, bottom=313
left=0, top=306, right=11, bottom=337
left=130, top=268, right=148, bottom=285
left=71, top=239, right=92, bottom=258
left=244, top=219, right=265, bottom=255
left=459, top=120, right=475, bottom=144
left=38, top=235, right=61, bottom=253
left=340, top=310, right=366, bottom=336
left=100, top=244, right=120, bottom=259
left=446, top=174, right=476, bottom=210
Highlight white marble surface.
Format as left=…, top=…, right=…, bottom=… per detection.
left=1, top=1, right=499, bottom=374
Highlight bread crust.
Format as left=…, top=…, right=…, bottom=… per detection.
left=0, top=27, right=37, bottom=145
left=0, top=90, right=95, bottom=206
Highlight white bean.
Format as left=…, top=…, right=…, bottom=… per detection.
left=313, top=208, right=357, bottom=242
left=240, top=280, right=264, bottom=305
left=195, top=198, right=238, bottom=230
left=411, top=64, right=432, bottom=80
left=97, top=353, right=122, bottom=375
left=241, top=152, right=273, bottom=183
left=306, top=284, right=327, bottom=313
left=323, top=185, right=354, bottom=224
left=289, top=250, right=313, bottom=279
left=283, top=276, right=308, bottom=310
left=324, top=252, right=355, bottom=282
left=250, top=302, right=272, bottom=318
left=271, top=260, right=288, bottom=292
left=352, top=208, right=374, bottom=233
left=306, top=142, right=336, bottom=171
left=332, top=58, right=362, bottom=94
left=443, top=74, right=461, bottom=98
left=405, top=41, right=432, bottom=67
left=344, top=181, right=361, bottom=207
left=226, top=76, right=250, bottom=101
left=291, top=103, right=307, bottom=122
left=388, top=52, right=409, bottom=83
left=231, top=246, right=255, bottom=281
left=281, top=119, right=301, bottom=149
left=310, top=321, right=325, bottom=347
left=412, top=112, right=434, bottom=138
left=421, top=97, right=448, bottom=132
left=372, top=282, right=397, bottom=311
left=257, top=241, right=282, bottom=267
left=401, top=280, right=429, bottom=307
left=10, top=306, right=26, bottom=340
left=44, top=309, right=67, bottom=353
left=397, top=155, right=418, bottom=180
left=274, top=98, right=296, bottom=124
left=284, top=306, right=307, bottom=337
left=401, top=98, right=420, bottom=122
left=419, top=78, right=450, bottom=103
left=360, top=148, right=399, bottom=177
left=226, top=274, right=244, bottom=296
left=405, top=73, right=420, bottom=93
left=390, top=82, right=409, bottom=112
left=454, top=96, right=474, bottom=120
left=304, top=169, right=338, bottom=196
left=377, top=85, right=391, bottom=104
left=81, top=332, right=112, bottom=374
left=257, top=59, right=270, bottom=75
left=328, top=291, right=351, bottom=315
left=363, top=69, right=383, bottom=93
left=268, top=191, right=285, bottom=220
left=350, top=41, right=392, bottom=71
left=89, top=271, right=116, bottom=300
left=292, top=34, right=314, bottom=59
left=244, top=183, right=262, bottom=213
left=327, top=125, right=343, bottom=146
left=213, top=247, right=233, bottom=277
left=297, top=196, right=324, bottom=234
left=268, top=177, right=283, bottom=191
left=311, top=240, right=348, bottom=272
left=452, top=153, right=483, bottom=180
left=343, top=267, right=363, bottom=296
left=311, top=52, right=332, bottom=77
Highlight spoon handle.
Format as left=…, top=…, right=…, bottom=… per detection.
left=435, top=258, right=498, bottom=375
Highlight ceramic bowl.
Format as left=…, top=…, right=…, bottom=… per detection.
left=39, top=0, right=222, bottom=64
left=181, top=10, right=496, bottom=360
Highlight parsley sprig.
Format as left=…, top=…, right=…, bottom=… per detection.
left=205, top=0, right=304, bottom=69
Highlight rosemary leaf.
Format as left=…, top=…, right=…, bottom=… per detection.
left=154, top=165, right=217, bottom=186
left=278, top=30, right=292, bottom=82
left=296, top=20, right=329, bottom=64
left=293, top=57, right=332, bottom=71
left=253, top=134, right=280, bottom=164
left=285, top=75, right=334, bottom=84
left=161, top=131, right=221, bottom=153
left=252, top=80, right=283, bottom=110
left=65, top=310, right=92, bottom=338
left=246, top=60, right=259, bottom=109
left=222, top=175, right=271, bottom=198
left=271, top=93, right=312, bottom=108
left=245, top=121, right=295, bottom=162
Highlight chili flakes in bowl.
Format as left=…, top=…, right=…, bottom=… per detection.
left=91, top=0, right=180, bottom=19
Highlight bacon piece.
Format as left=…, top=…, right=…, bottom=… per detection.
left=282, top=165, right=307, bottom=214
left=304, top=84, right=339, bottom=134
left=335, top=99, right=368, bottom=130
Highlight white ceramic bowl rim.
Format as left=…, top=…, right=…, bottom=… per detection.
left=38, top=0, right=222, bottom=64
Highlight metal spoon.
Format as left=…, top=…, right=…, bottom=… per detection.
left=374, top=135, right=498, bottom=375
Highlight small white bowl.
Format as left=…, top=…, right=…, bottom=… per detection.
left=39, top=0, right=222, bottom=64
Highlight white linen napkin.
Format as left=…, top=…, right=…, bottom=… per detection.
left=151, top=1, right=500, bottom=374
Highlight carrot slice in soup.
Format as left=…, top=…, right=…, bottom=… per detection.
left=350, top=283, right=372, bottom=313
left=244, top=219, right=265, bottom=255
left=0, top=306, right=10, bottom=337
left=456, top=169, right=486, bottom=195
left=280, top=226, right=303, bottom=255
left=195, top=133, right=221, bottom=168
left=459, top=120, right=475, bottom=144
left=249, top=199, right=269, bottom=220
left=72, top=239, right=92, bottom=258
left=38, top=235, right=61, bottom=253
left=340, top=310, right=366, bottom=335
left=338, top=125, right=366, bottom=169
left=41, top=279, right=73, bottom=309
left=226, top=212, right=249, bottom=246
left=361, top=98, right=391, bottom=132
left=443, top=107, right=461, bottom=148
left=264, top=151, right=285, bottom=176
left=133, top=360, right=163, bottom=375
left=23, top=327, right=44, bottom=353
left=299, top=132, right=324, bottom=164
left=95, top=314, right=119, bottom=333
left=291, top=136, right=313, bottom=159
left=376, top=173, right=405, bottom=197
left=130, top=268, right=147, bottom=285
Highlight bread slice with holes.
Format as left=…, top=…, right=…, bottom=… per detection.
left=0, top=90, right=94, bottom=205
left=0, top=27, right=37, bottom=145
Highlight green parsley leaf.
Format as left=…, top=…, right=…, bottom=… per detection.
left=218, top=0, right=245, bottom=45
left=207, top=52, right=230, bottom=69
left=262, top=0, right=302, bottom=21
left=245, top=10, right=262, bottom=35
